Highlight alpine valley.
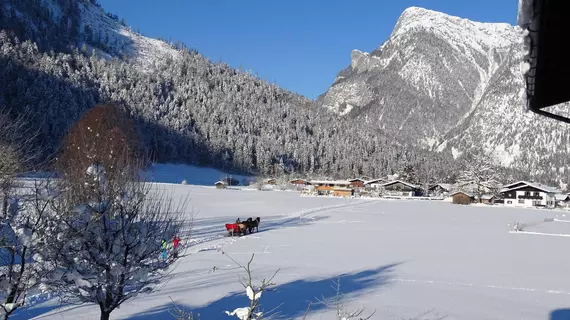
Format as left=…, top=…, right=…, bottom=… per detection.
left=1, top=0, right=569, bottom=184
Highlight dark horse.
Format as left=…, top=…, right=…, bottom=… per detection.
left=244, top=217, right=261, bottom=234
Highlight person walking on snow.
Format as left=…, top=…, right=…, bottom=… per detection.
left=160, top=239, right=168, bottom=261
left=172, top=235, right=181, bottom=258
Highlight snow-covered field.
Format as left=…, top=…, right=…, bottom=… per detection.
left=12, top=183, right=570, bottom=320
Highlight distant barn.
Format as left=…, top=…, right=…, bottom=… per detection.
left=215, top=181, right=227, bottom=189
left=450, top=192, right=475, bottom=205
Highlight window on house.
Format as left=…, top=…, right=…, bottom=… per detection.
left=507, top=201, right=512, bottom=204
left=525, top=191, right=531, bottom=197
left=532, top=200, right=541, bottom=206
left=534, top=192, right=540, bottom=197
left=518, top=199, right=525, bottom=204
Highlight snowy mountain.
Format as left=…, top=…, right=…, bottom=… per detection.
left=319, top=7, right=570, bottom=180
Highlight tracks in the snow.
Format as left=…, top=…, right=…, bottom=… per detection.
left=188, top=199, right=375, bottom=251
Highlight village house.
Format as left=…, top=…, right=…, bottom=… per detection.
left=364, top=178, right=387, bottom=190
left=428, top=183, right=453, bottom=197
left=301, top=185, right=316, bottom=195
left=382, top=180, right=422, bottom=197
left=348, top=178, right=366, bottom=189
left=309, top=180, right=353, bottom=196
left=480, top=194, right=500, bottom=205
left=450, top=191, right=475, bottom=204
left=555, top=193, right=570, bottom=208
left=500, top=181, right=557, bottom=209
left=215, top=181, right=227, bottom=189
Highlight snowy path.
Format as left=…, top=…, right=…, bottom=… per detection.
left=12, top=186, right=570, bottom=320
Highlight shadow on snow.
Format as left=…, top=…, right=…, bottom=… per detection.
left=551, top=309, right=570, bottom=320
left=129, top=263, right=400, bottom=320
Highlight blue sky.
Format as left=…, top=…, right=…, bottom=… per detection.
left=98, top=0, right=518, bottom=99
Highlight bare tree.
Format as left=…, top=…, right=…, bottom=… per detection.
left=304, top=278, right=375, bottom=320
left=457, top=152, right=500, bottom=203
left=0, top=110, right=41, bottom=219
left=37, top=103, right=190, bottom=320
left=39, top=161, right=189, bottom=320
left=0, top=177, right=60, bottom=319
left=222, top=251, right=279, bottom=320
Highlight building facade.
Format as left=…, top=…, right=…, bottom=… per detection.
left=382, top=180, right=421, bottom=197
left=501, top=181, right=557, bottom=208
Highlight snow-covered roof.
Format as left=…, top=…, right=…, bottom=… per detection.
left=214, top=181, right=227, bottom=185
left=500, top=181, right=558, bottom=194
left=430, top=183, right=453, bottom=191
left=382, top=180, right=419, bottom=189
left=348, top=178, right=365, bottom=183
left=309, top=180, right=352, bottom=186
left=364, top=178, right=386, bottom=185
left=450, top=191, right=474, bottom=197
left=480, top=194, right=495, bottom=200
left=501, top=181, right=530, bottom=190
left=555, top=194, right=570, bottom=201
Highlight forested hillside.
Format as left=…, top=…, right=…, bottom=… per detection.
left=4, top=0, right=543, bottom=185
left=0, top=28, right=455, bottom=181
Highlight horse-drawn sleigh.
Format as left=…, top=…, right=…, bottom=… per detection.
left=225, top=217, right=260, bottom=237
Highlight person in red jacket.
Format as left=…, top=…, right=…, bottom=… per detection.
left=172, top=235, right=181, bottom=258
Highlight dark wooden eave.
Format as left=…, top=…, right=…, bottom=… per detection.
left=523, top=0, right=570, bottom=123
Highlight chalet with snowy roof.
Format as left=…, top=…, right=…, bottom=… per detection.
left=364, top=178, right=387, bottom=190
left=382, top=180, right=422, bottom=197
left=309, top=180, right=353, bottom=196
left=428, top=183, right=453, bottom=197
left=555, top=194, right=570, bottom=208
left=500, top=181, right=557, bottom=208
left=215, top=181, right=227, bottom=189
left=348, top=178, right=366, bottom=188
left=480, top=194, right=501, bottom=205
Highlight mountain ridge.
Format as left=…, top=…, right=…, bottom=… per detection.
left=318, top=6, right=570, bottom=184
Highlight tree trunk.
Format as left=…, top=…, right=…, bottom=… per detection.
left=100, top=311, right=111, bottom=320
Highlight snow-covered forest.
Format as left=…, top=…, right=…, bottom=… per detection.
left=0, top=0, right=536, bottom=185
left=0, top=0, right=566, bottom=186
